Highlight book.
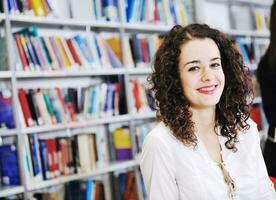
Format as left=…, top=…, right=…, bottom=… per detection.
left=113, top=127, right=132, bottom=160
left=0, top=144, right=20, bottom=186
left=0, top=89, right=15, bottom=129
left=0, top=37, right=9, bottom=71
left=18, top=88, right=35, bottom=127
left=29, top=134, right=43, bottom=181
left=102, top=0, right=118, bottom=21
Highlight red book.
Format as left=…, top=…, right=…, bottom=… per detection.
left=123, top=172, right=138, bottom=200
left=140, top=38, right=149, bottom=63
left=66, top=39, right=82, bottom=66
left=45, top=138, right=60, bottom=178
left=133, top=80, right=141, bottom=112
left=59, top=138, right=69, bottom=175
left=14, top=34, right=29, bottom=70
left=18, top=88, right=34, bottom=127
left=45, top=139, right=55, bottom=178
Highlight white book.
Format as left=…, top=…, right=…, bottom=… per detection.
left=204, top=2, right=230, bottom=31
left=70, top=0, right=95, bottom=20
left=48, top=0, right=71, bottom=18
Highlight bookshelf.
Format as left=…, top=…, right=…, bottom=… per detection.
left=0, top=0, right=194, bottom=199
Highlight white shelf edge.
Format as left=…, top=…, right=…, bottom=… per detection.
left=234, top=0, right=273, bottom=6
left=21, top=112, right=156, bottom=134
left=21, top=124, right=67, bottom=134
left=68, top=114, right=132, bottom=129
left=132, top=111, right=156, bottom=120
left=8, top=15, right=121, bottom=28
left=22, top=114, right=131, bottom=134
left=206, top=0, right=272, bottom=6
left=127, top=68, right=152, bottom=75
left=228, top=29, right=270, bottom=37
left=0, top=129, right=18, bottom=136
left=0, top=71, right=12, bottom=78
left=27, top=159, right=138, bottom=191
left=0, top=186, right=24, bottom=198
left=123, top=23, right=171, bottom=32
left=15, top=68, right=126, bottom=78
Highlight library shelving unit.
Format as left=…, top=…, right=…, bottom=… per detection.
left=0, top=0, right=194, bottom=199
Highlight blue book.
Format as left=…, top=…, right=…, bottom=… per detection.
left=105, top=43, right=122, bottom=68
left=126, top=0, right=135, bottom=22
left=118, top=172, right=127, bottom=195
left=0, top=91, right=14, bottom=129
left=73, top=36, right=94, bottom=64
left=236, top=37, right=250, bottom=64
left=0, top=90, right=15, bottom=129
left=137, top=0, right=145, bottom=22
left=24, top=34, right=41, bottom=68
left=29, top=134, right=42, bottom=179
left=39, top=140, right=50, bottom=180
left=0, top=144, right=20, bottom=186
left=86, top=179, right=94, bottom=200
left=88, top=35, right=101, bottom=68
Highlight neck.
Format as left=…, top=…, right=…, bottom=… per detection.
left=191, top=106, right=216, bottom=136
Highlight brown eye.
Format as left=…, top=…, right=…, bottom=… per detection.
left=210, top=63, right=221, bottom=68
left=188, top=66, right=200, bottom=72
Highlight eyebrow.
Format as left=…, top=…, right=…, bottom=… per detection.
left=184, top=57, right=221, bottom=67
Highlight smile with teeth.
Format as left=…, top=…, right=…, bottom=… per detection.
left=197, top=85, right=217, bottom=94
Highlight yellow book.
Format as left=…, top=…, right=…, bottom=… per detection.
left=55, top=36, right=71, bottom=67
left=113, top=128, right=131, bottom=148
left=255, top=11, right=263, bottom=30
left=106, top=37, right=122, bottom=63
left=31, top=0, right=46, bottom=16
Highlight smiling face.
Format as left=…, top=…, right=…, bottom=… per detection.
left=178, top=38, right=225, bottom=109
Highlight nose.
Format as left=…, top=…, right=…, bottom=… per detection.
left=201, top=67, right=214, bottom=82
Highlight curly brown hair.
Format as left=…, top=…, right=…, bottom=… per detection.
left=149, top=24, right=253, bottom=151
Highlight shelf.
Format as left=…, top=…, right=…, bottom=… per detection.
left=27, top=159, right=138, bottom=191
left=22, top=114, right=131, bottom=134
left=15, top=68, right=154, bottom=78
left=0, top=186, right=24, bottom=198
left=68, top=114, right=132, bottom=129
left=21, top=113, right=156, bottom=134
left=0, top=128, right=18, bottom=136
left=15, top=68, right=126, bottom=78
left=124, top=23, right=171, bottom=33
left=234, top=0, right=273, bottom=6
left=228, top=29, right=270, bottom=37
left=0, top=71, right=12, bottom=79
left=127, top=68, right=152, bottom=75
left=21, top=123, right=67, bottom=134
left=8, top=14, right=121, bottom=29
left=206, top=0, right=272, bottom=6
left=133, top=111, right=156, bottom=120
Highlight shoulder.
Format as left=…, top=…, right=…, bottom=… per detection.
left=141, top=122, right=181, bottom=162
left=142, top=122, right=180, bottom=149
left=237, top=118, right=260, bottom=148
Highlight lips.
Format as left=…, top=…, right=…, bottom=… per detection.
left=196, top=85, right=218, bottom=94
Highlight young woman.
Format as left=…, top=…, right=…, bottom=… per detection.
left=257, top=1, right=276, bottom=178
left=140, top=24, right=276, bottom=200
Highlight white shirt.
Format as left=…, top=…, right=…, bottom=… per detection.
left=140, top=119, right=276, bottom=200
